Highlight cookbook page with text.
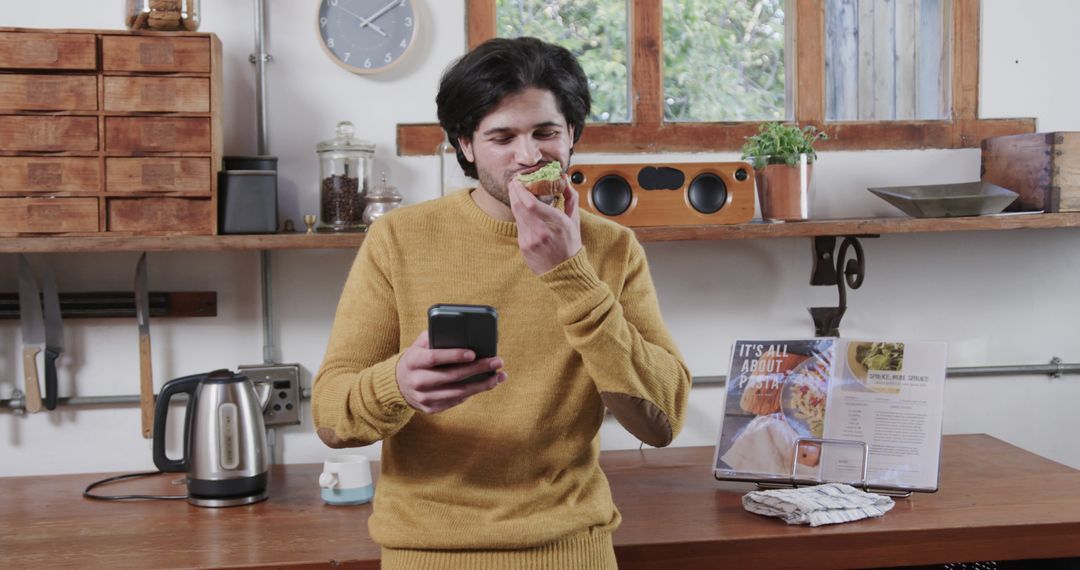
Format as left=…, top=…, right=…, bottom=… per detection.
left=821, top=340, right=948, bottom=491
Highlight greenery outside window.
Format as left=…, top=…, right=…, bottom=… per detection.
left=495, top=1, right=631, bottom=123
left=397, top=0, right=1033, bottom=156
left=664, top=0, right=789, bottom=122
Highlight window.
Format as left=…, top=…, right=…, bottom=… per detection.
left=396, top=0, right=1033, bottom=155
left=664, top=0, right=789, bottom=122
left=825, top=0, right=951, bottom=121
left=495, top=1, right=630, bottom=123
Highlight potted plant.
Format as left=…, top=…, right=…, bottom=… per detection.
left=741, top=122, right=827, bottom=222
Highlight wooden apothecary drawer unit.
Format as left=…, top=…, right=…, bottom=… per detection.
left=0, top=157, right=100, bottom=193
left=0, top=32, right=96, bottom=70
left=0, top=74, right=98, bottom=111
left=0, top=197, right=98, bottom=233
left=106, top=158, right=211, bottom=194
left=104, top=77, right=210, bottom=112
left=0, top=115, right=98, bottom=152
left=0, top=27, right=222, bottom=236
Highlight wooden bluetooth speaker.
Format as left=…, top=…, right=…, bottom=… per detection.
left=569, top=162, right=755, bottom=227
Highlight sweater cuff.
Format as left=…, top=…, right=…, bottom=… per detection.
left=538, top=247, right=609, bottom=322
left=370, top=354, right=409, bottom=412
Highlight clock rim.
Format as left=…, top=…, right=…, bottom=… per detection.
left=315, top=0, right=421, bottom=75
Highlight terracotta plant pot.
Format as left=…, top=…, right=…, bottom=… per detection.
left=754, top=154, right=814, bottom=222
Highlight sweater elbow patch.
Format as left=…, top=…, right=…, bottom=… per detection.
left=600, top=392, right=674, bottom=447
left=317, top=426, right=370, bottom=449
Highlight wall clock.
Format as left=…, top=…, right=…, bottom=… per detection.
left=317, top=0, right=419, bottom=74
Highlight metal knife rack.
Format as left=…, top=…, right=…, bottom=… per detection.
left=0, top=292, right=217, bottom=319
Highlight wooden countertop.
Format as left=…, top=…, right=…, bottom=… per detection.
left=3, top=434, right=1080, bottom=569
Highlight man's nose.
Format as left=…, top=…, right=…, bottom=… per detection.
left=513, top=138, right=541, bottom=165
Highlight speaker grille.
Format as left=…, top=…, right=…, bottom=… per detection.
left=687, top=173, right=728, bottom=214
left=592, top=175, right=633, bottom=217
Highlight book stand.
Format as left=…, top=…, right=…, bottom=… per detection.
left=750, top=437, right=913, bottom=498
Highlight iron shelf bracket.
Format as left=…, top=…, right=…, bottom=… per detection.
left=808, top=235, right=875, bottom=337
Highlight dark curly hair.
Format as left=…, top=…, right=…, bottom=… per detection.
left=436, top=37, right=591, bottom=179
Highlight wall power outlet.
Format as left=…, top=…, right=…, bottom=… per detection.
left=239, top=363, right=302, bottom=427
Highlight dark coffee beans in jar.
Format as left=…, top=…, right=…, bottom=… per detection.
left=321, top=174, right=364, bottom=228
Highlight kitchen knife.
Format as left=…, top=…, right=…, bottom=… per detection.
left=41, top=262, right=63, bottom=411
left=135, top=253, right=154, bottom=438
left=17, top=255, right=44, bottom=414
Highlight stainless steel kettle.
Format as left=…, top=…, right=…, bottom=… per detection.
left=152, top=369, right=269, bottom=507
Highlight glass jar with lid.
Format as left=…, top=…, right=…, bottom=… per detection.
left=125, top=0, right=200, bottom=31
left=317, top=121, right=375, bottom=232
left=363, top=173, right=404, bottom=226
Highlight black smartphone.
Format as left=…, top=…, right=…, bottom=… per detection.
left=427, top=304, right=499, bottom=383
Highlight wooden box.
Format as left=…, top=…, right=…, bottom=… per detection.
left=0, top=32, right=96, bottom=70
left=0, top=27, right=222, bottom=236
left=981, top=132, right=1080, bottom=213
left=0, top=197, right=98, bottom=233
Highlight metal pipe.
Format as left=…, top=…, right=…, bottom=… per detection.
left=261, top=250, right=274, bottom=364
left=252, top=0, right=278, bottom=463
left=685, top=360, right=1080, bottom=386
left=253, top=0, right=270, bottom=156
left=250, top=0, right=276, bottom=366
left=4, top=360, right=1078, bottom=412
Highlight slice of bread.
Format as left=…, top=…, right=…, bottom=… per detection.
left=517, top=161, right=565, bottom=197
left=522, top=177, right=566, bottom=197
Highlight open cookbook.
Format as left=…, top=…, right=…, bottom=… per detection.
left=713, top=338, right=948, bottom=493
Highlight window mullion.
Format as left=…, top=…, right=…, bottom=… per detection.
left=468, top=0, right=496, bottom=49
left=631, top=0, right=663, bottom=129
left=951, top=0, right=978, bottom=121
left=794, top=0, right=825, bottom=125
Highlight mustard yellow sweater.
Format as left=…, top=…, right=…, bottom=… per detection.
left=312, top=189, right=691, bottom=569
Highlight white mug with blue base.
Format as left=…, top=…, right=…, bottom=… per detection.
left=319, top=455, right=374, bottom=506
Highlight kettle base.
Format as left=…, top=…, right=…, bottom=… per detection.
left=188, top=489, right=268, bottom=508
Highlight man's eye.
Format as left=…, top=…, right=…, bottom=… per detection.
left=536, top=130, right=558, bottom=138
left=492, top=137, right=513, bottom=145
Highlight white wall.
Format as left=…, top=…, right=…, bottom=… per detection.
left=2, top=0, right=1079, bottom=476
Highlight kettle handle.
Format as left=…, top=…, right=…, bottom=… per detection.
left=152, top=373, right=206, bottom=473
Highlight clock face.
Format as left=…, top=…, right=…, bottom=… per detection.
left=318, top=0, right=418, bottom=74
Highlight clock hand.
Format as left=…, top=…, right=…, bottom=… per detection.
left=336, top=4, right=388, bottom=37
left=359, top=0, right=403, bottom=30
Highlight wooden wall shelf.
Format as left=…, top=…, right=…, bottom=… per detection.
left=633, top=212, right=1080, bottom=242
left=3, top=213, right=1080, bottom=253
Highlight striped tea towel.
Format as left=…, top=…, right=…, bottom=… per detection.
left=742, top=483, right=895, bottom=527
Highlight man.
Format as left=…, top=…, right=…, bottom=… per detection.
left=312, top=36, right=691, bottom=569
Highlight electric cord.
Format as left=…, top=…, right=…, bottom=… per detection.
left=83, top=470, right=188, bottom=501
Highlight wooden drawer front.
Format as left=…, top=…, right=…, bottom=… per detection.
left=107, top=197, right=212, bottom=233
left=104, top=77, right=209, bottom=113
left=0, top=158, right=100, bottom=193
left=0, top=116, right=98, bottom=151
left=102, top=36, right=210, bottom=73
left=106, top=158, right=210, bottom=193
left=0, top=75, right=97, bottom=111
left=105, top=117, right=210, bottom=152
left=0, top=197, right=98, bottom=233
left=0, top=32, right=96, bottom=70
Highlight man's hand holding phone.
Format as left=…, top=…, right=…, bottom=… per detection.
left=397, top=305, right=503, bottom=414
left=396, top=331, right=505, bottom=414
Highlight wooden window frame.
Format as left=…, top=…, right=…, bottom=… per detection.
left=397, top=0, right=1033, bottom=156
